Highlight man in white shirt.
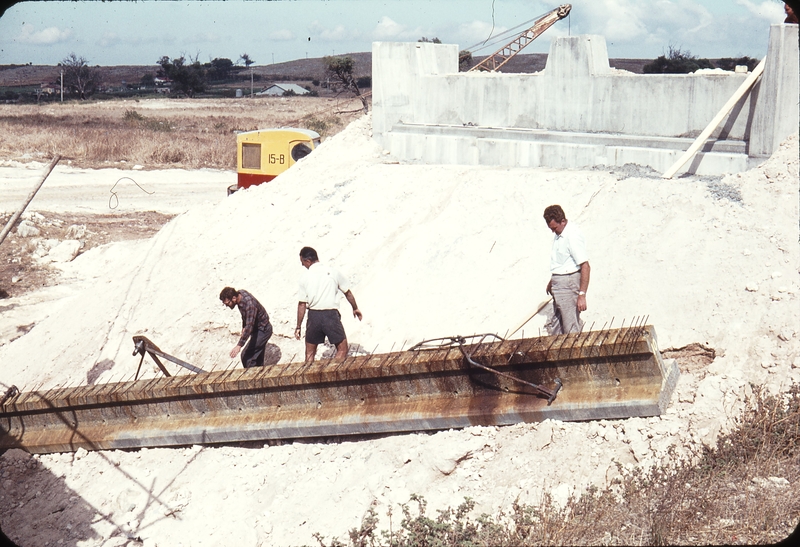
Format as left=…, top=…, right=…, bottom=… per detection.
left=543, top=205, right=591, bottom=334
left=295, top=246, right=362, bottom=363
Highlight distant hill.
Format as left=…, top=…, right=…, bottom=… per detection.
left=0, top=52, right=656, bottom=88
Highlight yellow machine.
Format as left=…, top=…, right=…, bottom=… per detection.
left=229, top=128, right=321, bottom=194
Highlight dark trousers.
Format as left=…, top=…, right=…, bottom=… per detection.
left=241, top=324, right=273, bottom=368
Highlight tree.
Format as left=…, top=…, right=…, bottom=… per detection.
left=238, top=53, right=255, bottom=68
left=239, top=53, right=255, bottom=97
left=59, top=53, right=97, bottom=99
left=643, top=46, right=714, bottom=74
left=205, top=58, right=234, bottom=82
left=715, top=56, right=760, bottom=72
left=157, top=55, right=206, bottom=97
left=458, top=50, right=473, bottom=71
left=323, top=55, right=368, bottom=113
left=140, top=73, right=155, bottom=89
left=418, top=37, right=442, bottom=43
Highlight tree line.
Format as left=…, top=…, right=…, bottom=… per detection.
left=36, top=51, right=369, bottom=106
left=642, top=46, right=759, bottom=74
left=20, top=45, right=759, bottom=104
left=53, top=52, right=260, bottom=99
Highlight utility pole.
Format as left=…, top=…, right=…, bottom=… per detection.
left=60, top=69, right=63, bottom=102
left=250, top=66, right=253, bottom=98
left=272, top=53, right=275, bottom=65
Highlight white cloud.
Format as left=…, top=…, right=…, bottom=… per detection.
left=567, top=0, right=771, bottom=57
left=96, top=32, right=153, bottom=50
left=270, top=29, right=295, bottom=41
left=583, top=1, right=716, bottom=39
left=736, top=0, right=786, bottom=21
left=97, top=32, right=120, bottom=48
left=308, top=21, right=356, bottom=42
left=190, top=32, right=222, bottom=44
left=370, top=16, right=427, bottom=41
left=372, top=16, right=402, bottom=39
left=455, top=20, right=511, bottom=50
left=18, top=23, right=72, bottom=45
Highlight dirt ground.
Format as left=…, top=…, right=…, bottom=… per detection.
left=0, top=211, right=173, bottom=299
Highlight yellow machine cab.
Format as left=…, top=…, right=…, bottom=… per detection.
left=229, top=128, right=321, bottom=194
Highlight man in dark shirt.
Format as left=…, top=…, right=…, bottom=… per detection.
left=220, top=287, right=273, bottom=368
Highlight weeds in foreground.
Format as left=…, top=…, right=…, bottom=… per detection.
left=123, top=108, right=172, bottom=132
left=313, top=385, right=800, bottom=546
left=302, top=114, right=347, bottom=138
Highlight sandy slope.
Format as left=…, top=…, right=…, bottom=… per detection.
left=0, top=115, right=798, bottom=546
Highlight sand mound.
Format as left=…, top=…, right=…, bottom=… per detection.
left=0, top=116, right=797, bottom=546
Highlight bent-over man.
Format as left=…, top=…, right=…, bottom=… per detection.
left=295, top=246, right=362, bottom=363
left=543, top=205, right=590, bottom=334
left=220, top=286, right=273, bottom=368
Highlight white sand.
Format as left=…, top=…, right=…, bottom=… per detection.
left=0, top=115, right=798, bottom=546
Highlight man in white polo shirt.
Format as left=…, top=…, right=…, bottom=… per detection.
left=295, top=246, right=362, bottom=363
left=543, top=204, right=591, bottom=334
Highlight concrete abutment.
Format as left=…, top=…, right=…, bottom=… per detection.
left=372, top=25, right=799, bottom=175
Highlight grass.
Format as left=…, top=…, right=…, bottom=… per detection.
left=313, top=384, right=800, bottom=546
left=0, top=96, right=366, bottom=170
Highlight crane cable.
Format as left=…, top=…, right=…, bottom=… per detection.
left=462, top=9, right=551, bottom=55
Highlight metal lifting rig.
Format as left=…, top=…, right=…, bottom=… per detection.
left=468, top=4, right=572, bottom=72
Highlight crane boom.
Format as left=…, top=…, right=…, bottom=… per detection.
left=468, top=4, right=572, bottom=72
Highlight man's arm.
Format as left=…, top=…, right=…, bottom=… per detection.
left=577, top=261, right=590, bottom=312
left=295, top=301, right=307, bottom=339
left=343, top=290, right=362, bottom=320
left=238, top=298, right=255, bottom=347
left=230, top=296, right=255, bottom=358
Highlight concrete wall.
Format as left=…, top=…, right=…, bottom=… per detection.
left=750, top=24, right=800, bottom=157
left=372, top=25, right=798, bottom=174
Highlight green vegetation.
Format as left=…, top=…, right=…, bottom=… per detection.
left=157, top=55, right=206, bottom=97
left=643, top=46, right=714, bottom=74
left=59, top=53, right=97, bottom=99
left=715, top=56, right=760, bottom=72
left=205, top=57, right=235, bottom=82
left=302, top=114, right=337, bottom=137
left=323, top=56, right=369, bottom=113
left=459, top=50, right=473, bottom=72
left=123, top=109, right=172, bottom=132
left=314, top=384, right=800, bottom=546
left=643, top=47, right=760, bottom=75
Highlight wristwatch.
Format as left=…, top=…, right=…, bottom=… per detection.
left=578, top=291, right=586, bottom=296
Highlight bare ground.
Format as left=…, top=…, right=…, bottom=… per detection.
left=0, top=211, right=173, bottom=299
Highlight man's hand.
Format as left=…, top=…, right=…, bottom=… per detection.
left=296, top=302, right=307, bottom=340
left=546, top=280, right=552, bottom=295
left=577, top=294, right=587, bottom=312
left=343, top=291, right=362, bottom=321
left=229, top=344, right=242, bottom=359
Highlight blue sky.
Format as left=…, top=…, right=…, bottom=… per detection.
left=0, top=0, right=789, bottom=66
